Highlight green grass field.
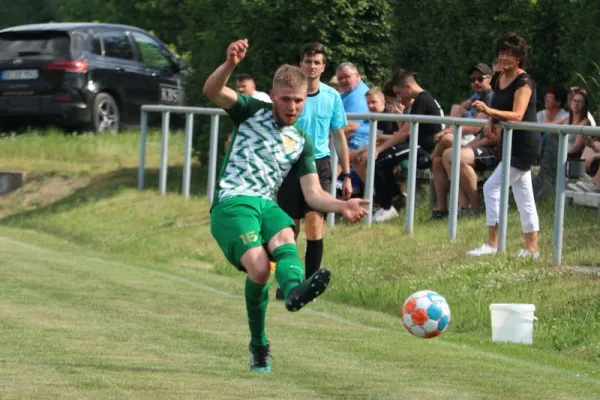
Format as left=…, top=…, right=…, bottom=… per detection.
left=1, top=131, right=600, bottom=399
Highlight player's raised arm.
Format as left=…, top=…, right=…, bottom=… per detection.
left=203, top=39, right=249, bottom=110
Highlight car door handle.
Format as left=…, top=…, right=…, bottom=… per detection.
left=151, top=72, right=159, bottom=79
left=115, top=67, right=124, bottom=73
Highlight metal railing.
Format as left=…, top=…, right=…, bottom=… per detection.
left=138, top=104, right=600, bottom=266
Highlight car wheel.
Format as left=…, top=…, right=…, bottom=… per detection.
left=92, top=93, right=120, bottom=133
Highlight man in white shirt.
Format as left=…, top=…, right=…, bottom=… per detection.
left=235, top=73, right=272, bottom=103
left=225, top=73, right=273, bottom=151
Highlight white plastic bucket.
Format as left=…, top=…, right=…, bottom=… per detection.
left=489, top=303, right=537, bottom=345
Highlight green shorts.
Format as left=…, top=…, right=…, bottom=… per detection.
left=210, top=195, right=295, bottom=271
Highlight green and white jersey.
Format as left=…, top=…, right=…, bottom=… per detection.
left=213, top=94, right=317, bottom=205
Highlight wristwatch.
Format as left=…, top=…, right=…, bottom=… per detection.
left=340, top=173, right=352, bottom=180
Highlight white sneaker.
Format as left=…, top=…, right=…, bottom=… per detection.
left=373, top=207, right=385, bottom=220
left=516, top=249, right=540, bottom=260
left=374, top=206, right=398, bottom=222
left=466, top=244, right=498, bottom=256
left=576, top=180, right=600, bottom=193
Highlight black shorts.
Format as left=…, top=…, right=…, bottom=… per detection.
left=277, top=156, right=332, bottom=220
left=472, top=146, right=498, bottom=172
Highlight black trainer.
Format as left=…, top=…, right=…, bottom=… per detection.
left=431, top=210, right=449, bottom=220
left=249, top=342, right=271, bottom=372
left=285, top=269, right=331, bottom=312
left=275, top=286, right=285, bottom=300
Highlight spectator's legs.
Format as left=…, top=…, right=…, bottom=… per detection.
left=431, top=133, right=453, bottom=158
left=484, top=163, right=539, bottom=251
left=455, top=148, right=480, bottom=209
left=347, top=149, right=366, bottom=184
left=483, top=165, right=503, bottom=248
left=374, top=145, right=408, bottom=209
left=450, top=104, right=467, bottom=118
left=510, top=169, right=539, bottom=253
left=432, top=156, right=449, bottom=212
left=540, top=133, right=548, bottom=156
left=441, top=148, right=470, bottom=209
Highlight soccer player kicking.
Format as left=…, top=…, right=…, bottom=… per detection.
left=203, top=39, right=368, bottom=373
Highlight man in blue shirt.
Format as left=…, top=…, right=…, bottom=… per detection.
left=336, top=62, right=370, bottom=151
left=276, top=43, right=351, bottom=299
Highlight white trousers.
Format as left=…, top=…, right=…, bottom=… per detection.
left=483, top=163, right=539, bottom=233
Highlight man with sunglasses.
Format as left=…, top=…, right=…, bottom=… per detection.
left=457, top=63, right=494, bottom=119
left=429, top=62, right=495, bottom=219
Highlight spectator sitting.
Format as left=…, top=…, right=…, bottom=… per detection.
left=328, top=75, right=341, bottom=92
left=225, top=73, right=272, bottom=151
left=575, top=135, right=600, bottom=192
left=448, top=63, right=494, bottom=137
left=336, top=62, right=371, bottom=152
left=430, top=63, right=494, bottom=219
left=537, top=86, right=569, bottom=156
left=351, top=86, right=401, bottom=184
left=357, top=69, right=443, bottom=222
left=234, top=72, right=272, bottom=102
left=440, top=130, right=499, bottom=218
left=566, top=89, right=591, bottom=160
left=568, top=86, right=596, bottom=126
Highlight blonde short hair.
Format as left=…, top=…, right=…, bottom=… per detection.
left=366, top=87, right=384, bottom=100
left=273, top=64, right=307, bottom=90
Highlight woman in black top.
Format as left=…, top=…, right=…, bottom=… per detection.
left=467, top=32, right=540, bottom=259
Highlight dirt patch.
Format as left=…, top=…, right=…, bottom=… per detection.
left=0, top=175, right=91, bottom=218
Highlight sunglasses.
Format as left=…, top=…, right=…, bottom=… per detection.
left=470, top=76, right=488, bottom=83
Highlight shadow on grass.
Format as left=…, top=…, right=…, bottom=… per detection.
left=0, top=164, right=211, bottom=224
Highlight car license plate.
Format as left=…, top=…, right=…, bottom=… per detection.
left=2, top=69, right=39, bottom=80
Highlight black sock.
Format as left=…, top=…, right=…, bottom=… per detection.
left=305, top=239, right=323, bottom=279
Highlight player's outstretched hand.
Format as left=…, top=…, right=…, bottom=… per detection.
left=227, top=39, right=248, bottom=66
left=340, top=198, right=370, bottom=222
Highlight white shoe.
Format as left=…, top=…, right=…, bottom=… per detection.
left=374, top=206, right=398, bottom=222
left=576, top=180, right=600, bottom=193
left=466, top=244, right=498, bottom=256
left=373, top=207, right=385, bottom=220
left=516, top=249, right=540, bottom=260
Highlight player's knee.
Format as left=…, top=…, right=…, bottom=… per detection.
left=240, top=247, right=271, bottom=284
left=268, top=227, right=296, bottom=251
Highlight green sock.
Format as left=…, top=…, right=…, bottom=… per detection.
left=273, top=243, right=305, bottom=298
left=245, top=278, right=269, bottom=346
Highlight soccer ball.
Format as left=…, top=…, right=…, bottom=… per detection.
left=401, top=290, right=451, bottom=338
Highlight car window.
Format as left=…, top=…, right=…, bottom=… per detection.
left=0, top=32, right=70, bottom=57
left=130, top=31, right=172, bottom=69
left=91, top=33, right=102, bottom=55
left=103, top=31, right=134, bottom=60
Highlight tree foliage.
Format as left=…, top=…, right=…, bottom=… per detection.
left=9, top=0, right=600, bottom=182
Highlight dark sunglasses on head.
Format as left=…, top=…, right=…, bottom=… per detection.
left=470, top=76, right=488, bottom=83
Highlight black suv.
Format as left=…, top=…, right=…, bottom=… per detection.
left=0, top=22, right=188, bottom=133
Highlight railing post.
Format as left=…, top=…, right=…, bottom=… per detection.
left=448, top=123, right=462, bottom=241
left=182, top=113, right=194, bottom=198
left=327, top=133, right=339, bottom=227
left=498, top=127, right=513, bottom=253
left=404, top=122, right=419, bottom=235
left=552, top=132, right=569, bottom=266
left=207, top=114, right=220, bottom=203
left=364, top=119, right=378, bottom=226
left=138, top=110, right=148, bottom=191
left=158, top=111, right=171, bottom=196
